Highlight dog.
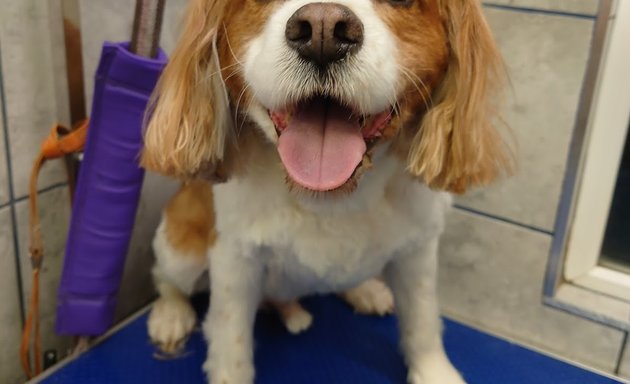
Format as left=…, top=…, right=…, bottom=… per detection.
left=141, top=0, right=511, bottom=383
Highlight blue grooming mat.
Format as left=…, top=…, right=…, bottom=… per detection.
left=39, top=295, right=621, bottom=384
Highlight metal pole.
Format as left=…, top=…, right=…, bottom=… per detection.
left=61, top=0, right=86, bottom=201
left=130, top=0, right=166, bottom=58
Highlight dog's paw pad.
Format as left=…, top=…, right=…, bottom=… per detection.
left=342, top=278, right=394, bottom=316
left=148, top=296, right=197, bottom=355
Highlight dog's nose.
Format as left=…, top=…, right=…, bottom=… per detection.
left=285, top=3, right=364, bottom=67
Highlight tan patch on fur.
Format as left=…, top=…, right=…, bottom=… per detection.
left=164, top=181, right=216, bottom=259
left=375, top=0, right=449, bottom=101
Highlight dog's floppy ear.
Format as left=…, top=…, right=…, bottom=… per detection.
left=141, top=0, right=232, bottom=180
left=407, top=0, right=513, bottom=194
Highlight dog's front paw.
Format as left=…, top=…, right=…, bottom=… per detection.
left=342, top=278, right=394, bottom=316
left=148, top=296, right=197, bottom=354
left=408, top=357, right=465, bottom=384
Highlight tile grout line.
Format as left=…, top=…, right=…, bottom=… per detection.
left=453, top=204, right=554, bottom=236
left=16, top=182, right=69, bottom=204
left=482, top=2, right=597, bottom=20
left=0, top=182, right=69, bottom=211
left=0, top=44, right=26, bottom=326
left=615, top=331, right=628, bottom=375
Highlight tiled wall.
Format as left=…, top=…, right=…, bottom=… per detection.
left=0, top=0, right=627, bottom=383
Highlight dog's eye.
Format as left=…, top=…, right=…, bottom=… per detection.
left=388, top=0, right=413, bottom=6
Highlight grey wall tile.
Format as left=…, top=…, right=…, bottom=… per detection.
left=0, top=0, right=71, bottom=199
left=485, top=0, right=599, bottom=15
left=0, top=207, right=24, bottom=384
left=16, top=187, right=73, bottom=360
left=0, top=80, right=9, bottom=206
left=79, top=0, right=187, bottom=113
left=456, top=9, right=594, bottom=230
left=439, top=209, right=624, bottom=372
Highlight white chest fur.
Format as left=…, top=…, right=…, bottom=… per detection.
left=212, top=146, right=450, bottom=300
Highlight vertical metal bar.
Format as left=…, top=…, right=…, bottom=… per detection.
left=61, top=0, right=86, bottom=200
left=61, top=0, right=86, bottom=125
left=130, top=0, right=166, bottom=58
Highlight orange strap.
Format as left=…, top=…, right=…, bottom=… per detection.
left=21, top=120, right=88, bottom=379
left=20, top=269, right=41, bottom=378
left=41, top=123, right=88, bottom=159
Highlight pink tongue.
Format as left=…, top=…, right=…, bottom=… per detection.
left=277, top=98, right=366, bottom=191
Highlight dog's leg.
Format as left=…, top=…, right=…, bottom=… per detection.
left=148, top=221, right=208, bottom=354
left=384, top=239, right=465, bottom=384
left=204, top=242, right=262, bottom=384
left=340, top=277, right=394, bottom=316
left=149, top=182, right=215, bottom=354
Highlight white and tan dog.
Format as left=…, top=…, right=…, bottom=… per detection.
left=141, top=0, right=511, bottom=383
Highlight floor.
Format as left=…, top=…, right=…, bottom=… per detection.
left=36, top=295, right=622, bottom=384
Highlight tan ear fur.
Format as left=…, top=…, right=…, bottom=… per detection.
left=141, top=0, right=232, bottom=180
left=408, top=0, right=513, bottom=193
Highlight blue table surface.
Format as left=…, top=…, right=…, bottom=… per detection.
left=41, top=295, right=621, bottom=384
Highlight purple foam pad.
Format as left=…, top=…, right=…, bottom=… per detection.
left=56, top=42, right=167, bottom=336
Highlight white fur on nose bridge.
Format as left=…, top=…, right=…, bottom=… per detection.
left=243, top=0, right=399, bottom=141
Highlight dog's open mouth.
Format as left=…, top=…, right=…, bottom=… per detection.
left=270, top=96, right=392, bottom=192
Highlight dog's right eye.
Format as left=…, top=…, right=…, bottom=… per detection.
left=387, top=0, right=413, bottom=7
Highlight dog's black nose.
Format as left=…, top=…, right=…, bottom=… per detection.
left=285, top=3, right=364, bottom=67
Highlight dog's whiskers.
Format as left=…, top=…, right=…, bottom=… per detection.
left=234, top=83, right=252, bottom=135
left=223, top=67, right=243, bottom=83
left=205, top=61, right=241, bottom=81
left=398, top=66, right=432, bottom=112
left=222, top=23, right=243, bottom=66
